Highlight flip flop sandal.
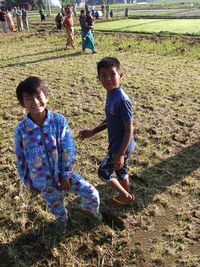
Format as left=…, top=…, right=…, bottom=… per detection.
left=109, top=195, right=135, bottom=207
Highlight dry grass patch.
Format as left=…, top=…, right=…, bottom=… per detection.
left=0, top=21, right=199, bottom=266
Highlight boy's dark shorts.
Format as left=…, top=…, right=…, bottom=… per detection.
left=98, top=153, right=131, bottom=182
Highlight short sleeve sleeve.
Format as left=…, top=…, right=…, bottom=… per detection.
left=119, top=100, right=133, bottom=122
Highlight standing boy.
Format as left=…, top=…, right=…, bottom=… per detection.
left=78, top=57, right=135, bottom=206
left=55, top=12, right=63, bottom=31
left=14, top=77, right=100, bottom=231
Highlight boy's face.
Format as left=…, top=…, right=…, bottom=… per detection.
left=21, top=91, right=48, bottom=116
left=98, top=66, right=122, bottom=92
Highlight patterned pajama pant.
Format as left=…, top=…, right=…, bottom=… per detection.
left=42, top=172, right=100, bottom=222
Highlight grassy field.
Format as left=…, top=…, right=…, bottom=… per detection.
left=94, top=19, right=200, bottom=35
left=0, top=18, right=200, bottom=266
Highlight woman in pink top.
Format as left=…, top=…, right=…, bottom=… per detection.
left=63, top=12, right=75, bottom=49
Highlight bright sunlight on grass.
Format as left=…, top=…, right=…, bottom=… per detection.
left=95, top=19, right=200, bottom=35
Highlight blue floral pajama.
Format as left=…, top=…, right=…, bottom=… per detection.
left=42, top=172, right=100, bottom=222
left=14, top=109, right=100, bottom=222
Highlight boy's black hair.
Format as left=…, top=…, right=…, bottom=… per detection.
left=80, top=9, right=85, bottom=14
left=16, top=76, right=48, bottom=105
left=97, top=57, right=121, bottom=75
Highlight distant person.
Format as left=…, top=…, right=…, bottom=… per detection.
left=22, top=8, right=29, bottom=31
left=39, top=8, right=45, bottom=21
left=94, top=10, right=99, bottom=20
left=79, top=10, right=96, bottom=54
left=14, top=76, right=100, bottom=233
left=55, top=12, right=63, bottom=30
left=125, top=8, right=128, bottom=17
left=64, top=5, right=71, bottom=16
left=85, top=3, right=89, bottom=12
left=78, top=57, right=135, bottom=207
left=101, top=4, right=105, bottom=16
left=110, top=10, right=113, bottom=18
left=86, top=10, right=94, bottom=33
left=106, top=3, right=110, bottom=19
left=13, top=6, right=17, bottom=17
left=63, top=12, right=75, bottom=49
left=0, top=8, right=7, bottom=33
left=6, top=10, right=16, bottom=32
left=16, top=8, right=23, bottom=32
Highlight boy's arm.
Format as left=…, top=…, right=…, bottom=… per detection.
left=114, top=120, right=133, bottom=170
left=59, top=116, right=76, bottom=190
left=78, top=119, right=107, bottom=140
left=14, top=126, right=34, bottom=190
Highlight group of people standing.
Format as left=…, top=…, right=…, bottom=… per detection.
left=0, top=7, right=29, bottom=33
left=55, top=5, right=96, bottom=53
left=84, top=3, right=111, bottom=19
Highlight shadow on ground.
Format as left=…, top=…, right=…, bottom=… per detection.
left=1, top=141, right=199, bottom=266
left=0, top=51, right=82, bottom=69
left=97, top=141, right=200, bottom=228
left=0, top=208, right=100, bottom=267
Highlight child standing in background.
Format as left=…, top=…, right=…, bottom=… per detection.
left=55, top=12, right=63, bottom=31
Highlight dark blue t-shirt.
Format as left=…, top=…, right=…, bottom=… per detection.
left=105, top=86, right=134, bottom=154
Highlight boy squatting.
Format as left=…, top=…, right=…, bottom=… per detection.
left=14, top=76, right=100, bottom=227
left=79, top=57, right=135, bottom=207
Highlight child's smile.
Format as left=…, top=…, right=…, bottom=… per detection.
left=22, top=91, right=48, bottom=116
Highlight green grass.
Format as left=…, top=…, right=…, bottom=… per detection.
left=94, top=18, right=200, bottom=35
left=0, top=18, right=200, bottom=266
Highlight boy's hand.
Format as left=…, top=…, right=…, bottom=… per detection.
left=114, top=155, right=125, bottom=170
left=59, top=178, right=71, bottom=190
left=78, top=129, right=94, bottom=140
